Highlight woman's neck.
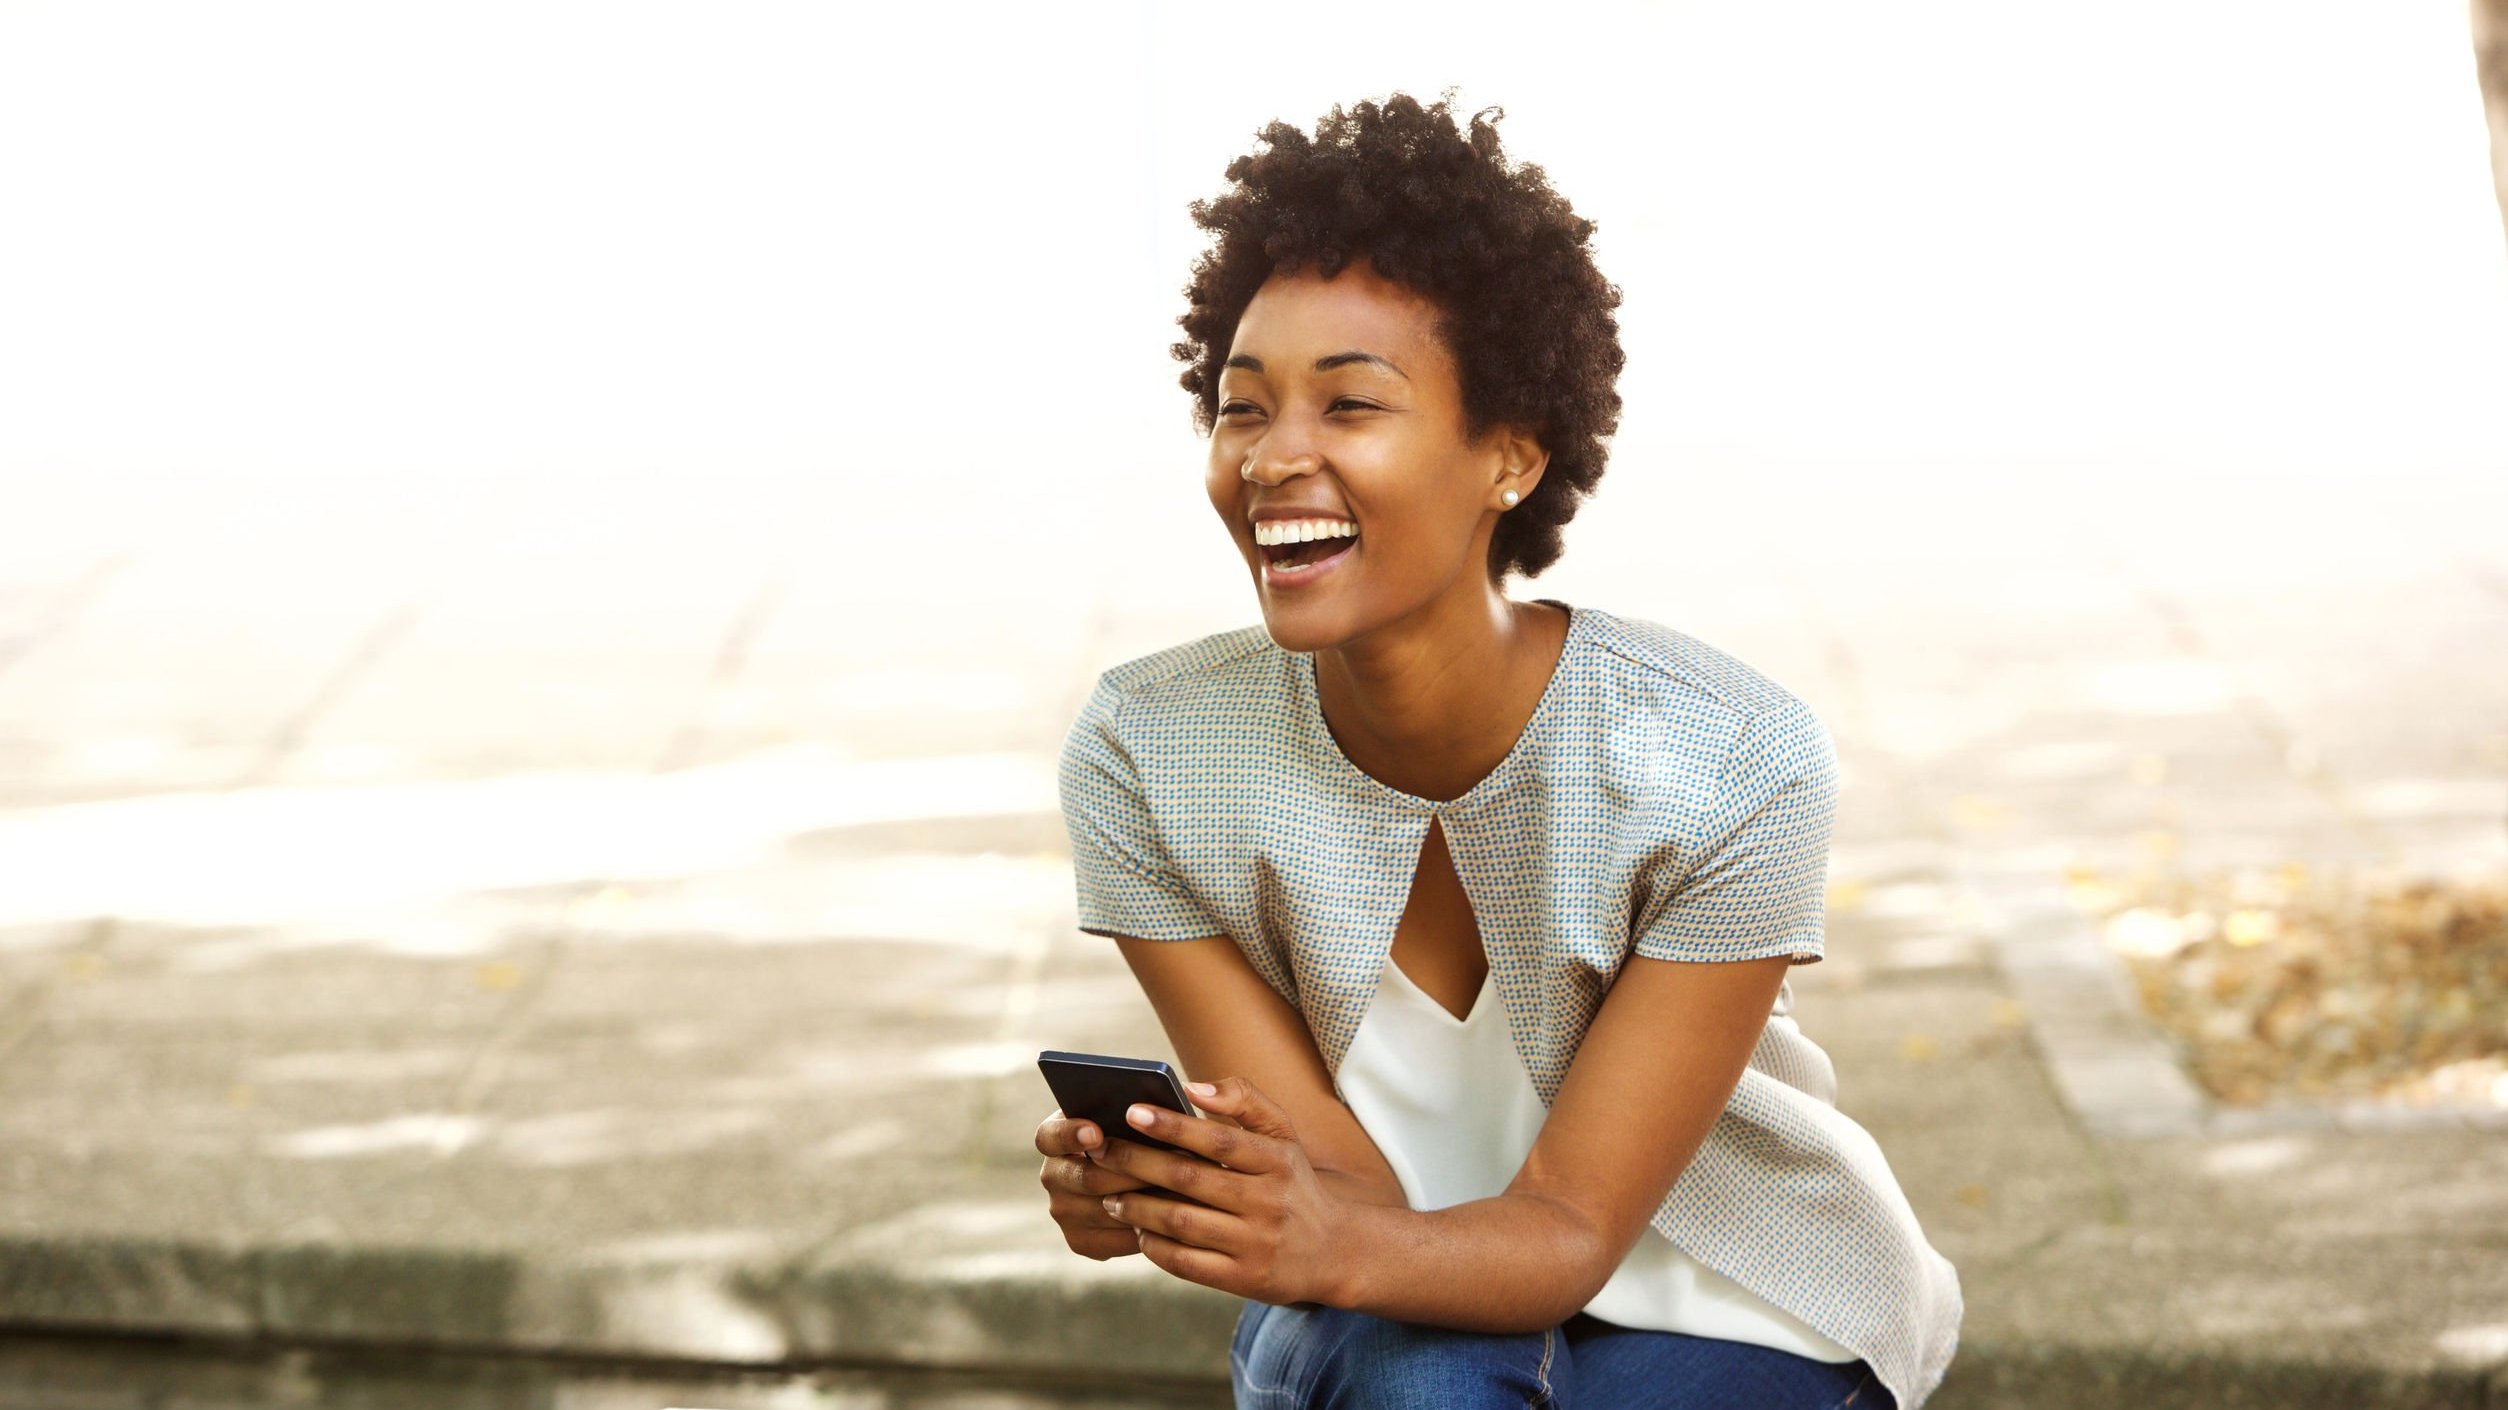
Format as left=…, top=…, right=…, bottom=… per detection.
left=1312, top=594, right=1571, bottom=803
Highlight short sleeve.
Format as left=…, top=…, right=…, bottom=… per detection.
left=1632, top=696, right=1838, bottom=965
left=1056, top=674, right=1230, bottom=943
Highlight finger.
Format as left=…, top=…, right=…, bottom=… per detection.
left=1061, top=1223, right=1145, bottom=1262
left=1102, top=1189, right=1251, bottom=1255
left=1179, top=1078, right=1246, bottom=1132
left=1138, top=1227, right=1248, bottom=1296
left=1091, top=1132, right=1255, bottom=1203
left=1191, top=1076, right=1301, bottom=1145
left=1049, top=1187, right=1150, bottom=1235
left=1114, top=1101, right=1283, bottom=1176
left=1043, top=1154, right=1151, bottom=1198
left=1035, top=1111, right=1104, bottom=1158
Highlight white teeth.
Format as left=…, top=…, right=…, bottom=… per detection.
left=1253, top=519, right=1358, bottom=546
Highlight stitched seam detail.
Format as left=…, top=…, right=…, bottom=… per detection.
left=1230, top=1309, right=1296, bottom=1404
left=1532, top=1325, right=1557, bottom=1406
left=1231, top=1343, right=1294, bottom=1403
left=1232, top=1307, right=1368, bottom=1406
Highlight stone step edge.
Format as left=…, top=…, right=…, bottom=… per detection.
left=0, top=1231, right=2501, bottom=1407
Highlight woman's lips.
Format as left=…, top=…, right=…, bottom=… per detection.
left=1259, top=536, right=1357, bottom=590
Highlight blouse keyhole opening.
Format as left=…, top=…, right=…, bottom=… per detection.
left=1386, top=814, right=1492, bottom=1023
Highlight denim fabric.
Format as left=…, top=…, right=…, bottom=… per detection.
left=1231, top=1300, right=1894, bottom=1410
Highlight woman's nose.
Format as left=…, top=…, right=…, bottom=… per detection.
left=1241, top=443, right=1323, bottom=484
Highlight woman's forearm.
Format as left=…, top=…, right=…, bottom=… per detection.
left=1315, top=1166, right=1410, bottom=1209
left=1323, top=1191, right=1612, bottom=1332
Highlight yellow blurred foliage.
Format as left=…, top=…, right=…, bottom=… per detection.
left=2115, top=867, right=2505, bottom=1110
left=2222, top=910, right=2281, bottom=947
left=2067, top=877, right=2126, bottom=914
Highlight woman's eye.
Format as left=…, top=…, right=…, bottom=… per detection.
left=1218, top=398, right=1375, bottom=417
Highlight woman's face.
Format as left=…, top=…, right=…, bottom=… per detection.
left=1204, top=258, right=1538, bottom=651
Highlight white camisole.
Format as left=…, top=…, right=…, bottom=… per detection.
left=1336, top=951, right=1861, bottom=1362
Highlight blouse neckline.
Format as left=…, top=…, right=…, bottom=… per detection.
left=1296, top=598, right=1586, bottom=816
left=1378, top=950, right=1499, bottom=1028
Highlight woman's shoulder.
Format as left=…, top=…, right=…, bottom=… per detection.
left=1074, top=622, right=1287, bottom=731
left=1575, top=604, right=1825, bottom=738
left=1057, top=623, right=1291, bottom=832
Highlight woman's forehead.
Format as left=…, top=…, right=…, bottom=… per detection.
left=1228, top=263, right=1447, bottom=372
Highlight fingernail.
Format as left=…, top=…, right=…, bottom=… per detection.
left=1101, top=1196, right=1120, bottom=1214
left=1188, top=1081, right=1217, bottom=1097
left=1076, top=1124, right=1098, bottom=1146
left=1127, top=1104, right=1153, bottom=1127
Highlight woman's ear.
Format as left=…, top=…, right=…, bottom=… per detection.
left=1493, top=426, right=1551, bottom=507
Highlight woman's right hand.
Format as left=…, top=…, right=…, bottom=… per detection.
left=1036, top=1108, right=1155, bottom=1260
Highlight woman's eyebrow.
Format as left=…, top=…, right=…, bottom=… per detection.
left=1223, top=351, right=1409, bottom=381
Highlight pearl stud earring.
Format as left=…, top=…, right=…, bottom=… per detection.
left=1500, top=489, right=1520, bottom=506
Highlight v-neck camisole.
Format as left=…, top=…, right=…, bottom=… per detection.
left=1057, top=599, right=1964, bottom=1409
left=1340, top=950, right=1859, bottom=1362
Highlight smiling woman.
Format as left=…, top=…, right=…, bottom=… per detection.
left=1036, top=91, right=1960, bottom=1410
left=1177, top=95, right=1625, bottom=600
left=1210, top=261, right=1542, bottom=633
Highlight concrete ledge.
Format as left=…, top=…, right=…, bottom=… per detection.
left=1960, top=866, right=2212, bottom=1141
left=0, top=1232, right=1241, bottom=1384
left=0, top=1235, right=260, bottom=1338
left=4, top=1219, right=2508, bottom=1404
left=1935, top=1338, right=2496, bottom=1410
left=0, top=1327, right=1237, bottom=1410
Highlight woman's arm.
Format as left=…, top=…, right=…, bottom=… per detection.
left=1101, top=949, right=1792, bottom=1330
left=1328, top=951, right=1794, bottom=1329
left=1110, top=934, right=1409, bottom=1210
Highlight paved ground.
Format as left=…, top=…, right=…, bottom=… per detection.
left=0, top=467, right=2503, bottom=1406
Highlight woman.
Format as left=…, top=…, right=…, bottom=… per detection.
left=1035, top=92, right=1960, bottom=1409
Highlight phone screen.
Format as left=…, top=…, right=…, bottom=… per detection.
left=1037, top=1049, right=1198, bottom=1157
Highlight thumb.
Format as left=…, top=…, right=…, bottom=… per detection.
left=1190, top=1075, right=1298, bottom=1143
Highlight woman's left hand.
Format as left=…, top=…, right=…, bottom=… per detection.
left=1089, top=1075, right=1348, bottom=1306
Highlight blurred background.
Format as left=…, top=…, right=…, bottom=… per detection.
left=0, top=2, right=2503, bottom=1406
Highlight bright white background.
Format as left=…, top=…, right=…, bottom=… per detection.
left=3, top=1, right=2500, bottom=495
left=0, top=1, right=2501, bottom=989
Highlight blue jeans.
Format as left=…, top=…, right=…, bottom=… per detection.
left=1230, top=1300, right=1894, bottom=1410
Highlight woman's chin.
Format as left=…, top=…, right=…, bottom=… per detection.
left=1253, top=592, right=1348, bottom=652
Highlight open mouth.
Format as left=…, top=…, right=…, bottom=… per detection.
left=1262, top=535, right=1356, bottom=571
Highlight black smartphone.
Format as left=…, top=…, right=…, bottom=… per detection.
left=1037, top=1049, right=1200, bottom=1157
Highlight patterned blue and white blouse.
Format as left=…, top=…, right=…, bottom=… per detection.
left=1056, top=598, right=1964, bottom=1410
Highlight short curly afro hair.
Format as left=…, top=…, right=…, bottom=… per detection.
left=1173, top=90, right=1625, bottom=584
